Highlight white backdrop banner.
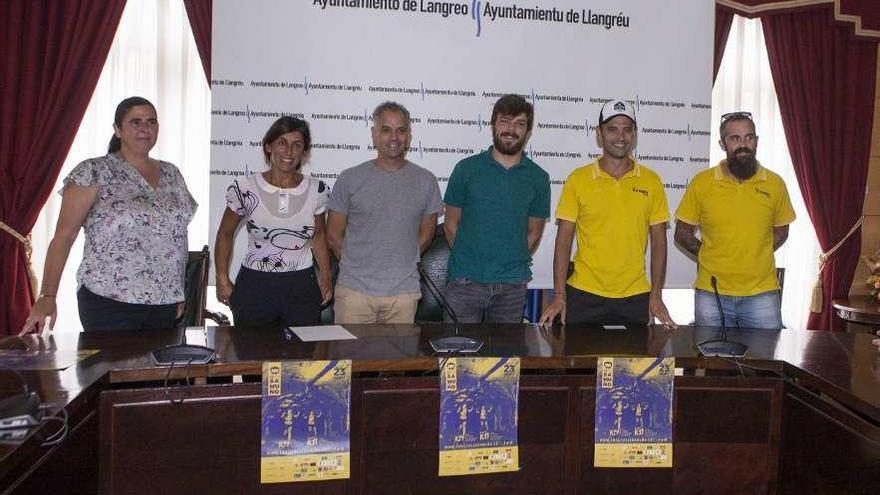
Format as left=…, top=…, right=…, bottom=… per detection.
left=210, top=0, right=715, bottom=288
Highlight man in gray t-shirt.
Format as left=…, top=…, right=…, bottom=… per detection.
left=327, top=102, right=443, bottom=324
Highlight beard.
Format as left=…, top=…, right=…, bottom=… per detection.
left=493, top=131, right=526, bottom=156
left=727, top=148, right=758, bottom=180
left=603, top=144, right=631, bottom=160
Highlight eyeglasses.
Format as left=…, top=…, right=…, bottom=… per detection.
left=720, top=111, right=753, bottom=124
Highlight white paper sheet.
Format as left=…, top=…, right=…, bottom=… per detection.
left=289, top=325, right=357, bottom=342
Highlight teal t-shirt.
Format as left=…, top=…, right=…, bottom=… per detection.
left=444, top=148, right=550, bottom=283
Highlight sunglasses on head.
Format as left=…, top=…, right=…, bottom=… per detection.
left=720, top=111, right=753, bottom=124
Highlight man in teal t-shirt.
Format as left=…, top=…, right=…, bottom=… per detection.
left=443, top=94, right=551, bottom=323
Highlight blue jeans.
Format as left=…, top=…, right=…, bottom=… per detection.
left=694, top=289, right=782, bottom=329
left=443, top=278, right=527, bottom=323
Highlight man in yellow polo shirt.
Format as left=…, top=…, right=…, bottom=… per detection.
left=538, top=99, right=676, bottom=327
left=674, top=111, right=795, bottom=329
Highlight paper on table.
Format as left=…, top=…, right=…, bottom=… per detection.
left=185, top=326, right=209, bottom=347
left=289, top=325, right=357, bottom=342
left=602, top=325, right=627, bottom=330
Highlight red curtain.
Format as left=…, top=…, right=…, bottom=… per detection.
left=0, top=0, right=127, bottom=334
left=762, top=7, right=877, bottom=330
left=714, top=5, right=735, bottom=81
left=183, top=0, right=212, bottom=85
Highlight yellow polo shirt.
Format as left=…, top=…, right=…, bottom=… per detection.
left=675, top=161, right=795, bottom=296
left=556, top=160, right=669, bottom=298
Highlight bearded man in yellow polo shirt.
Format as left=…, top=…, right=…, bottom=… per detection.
left=674, top=112, right=795, bottom=329
left=538, top=99, right=676, bottom=328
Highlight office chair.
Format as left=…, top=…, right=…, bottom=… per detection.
left=416, top=224, right=449, bottom=323
left=180, top=246, right=230, bottom=327
left=313, top=254, right=338, bottom=325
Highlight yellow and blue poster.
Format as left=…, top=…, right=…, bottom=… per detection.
left=594, top=356, right=675, bottom=468
left=438, top=357, right=520, bottom=476
left=260, top=360, right=351, bottom=483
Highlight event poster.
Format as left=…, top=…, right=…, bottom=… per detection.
left=594, top=356, right=674, bottom=468
left=260, top=360, right=351, bottom=483
left=438, top=356, right=520, bottom=476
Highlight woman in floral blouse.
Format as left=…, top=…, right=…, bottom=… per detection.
left=214, top=116, right=332, bottom=328
left=22, top=97, right=196, bottom=333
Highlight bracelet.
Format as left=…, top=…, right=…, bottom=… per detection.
left=40, top=294, right=56, bottom=298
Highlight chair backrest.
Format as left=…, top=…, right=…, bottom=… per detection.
left=314, top=226, right=449, bottom=324
left=416, top=224, right=450, bottom=322
left=182, top=246, right=210, bottom=326
left=314, top=253, right=338, bottom=325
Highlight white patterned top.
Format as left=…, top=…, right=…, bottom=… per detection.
left=64, top=153, right=197, bottom=304
left=226, top=173, right=330, bottom=272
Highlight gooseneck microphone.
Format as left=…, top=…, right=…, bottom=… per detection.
left=711, top=276, right=728, bottom=340
left=697, top=275, right=748, bottom=358
left=416, top=262, right=483, bottom=354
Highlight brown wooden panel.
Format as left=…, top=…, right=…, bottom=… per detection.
left=99, top=384, right=347, bottom=495
left=6, top=410, right=99, bottom=495
left=672, top=443, right=771, bottom=495
left=779, top=386, right=880, bottom=495
left=580, top=465, right=674, bottom=495
left=359, top=387, right=437, bottom=452
left=356, top=376, right=572, bottom=495
left=85, top=372, right=814, bottom=495
left=576, top=377, right=780, bottom=495
left=577, top=384, right=676, bottom=494
left=674, top=386, right=773, bottom=443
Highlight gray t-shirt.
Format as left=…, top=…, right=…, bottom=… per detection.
left=328, top=160, right=443, bottom=296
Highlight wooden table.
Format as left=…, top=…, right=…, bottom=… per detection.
left=0, top=324, right=878, bottom=495
left=833, top=296, right=880, bottom=335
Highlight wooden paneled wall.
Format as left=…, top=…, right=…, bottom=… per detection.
left=850, top=46, right=880, bottom=296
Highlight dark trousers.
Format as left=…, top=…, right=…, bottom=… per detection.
left=565, top=285, right=650, bottom=326
left=231, top=266, right=322, bottom=329
left=77, top=286, right=178, bottom=332
left=443, top=278, right=528, bottom=323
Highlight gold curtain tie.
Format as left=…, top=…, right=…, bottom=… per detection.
left=811, top=217, right=863, bottom=313
left=0, top=220, right=38, bottom=298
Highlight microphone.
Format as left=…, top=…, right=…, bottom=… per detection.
left=711, top=276, right=727, bottom=341
left=152, top=327, right=216, bottom=365
left=696, top=276, right=748, bottom=358
left=416, top=262, right=482, bottom=354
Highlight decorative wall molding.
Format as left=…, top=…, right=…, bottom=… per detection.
left=717, top=0, right=880, bottom=39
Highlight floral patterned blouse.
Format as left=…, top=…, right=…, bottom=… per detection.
left=64, top=153, right=197, bottom=304
left=226, top=174, right=329, bottom=272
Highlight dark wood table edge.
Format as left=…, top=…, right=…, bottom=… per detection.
left=833, top=297, right=880, bottom=325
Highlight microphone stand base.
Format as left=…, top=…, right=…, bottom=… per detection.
left=697, top=339, right=748, bottom=359
left=430, top=336, right=483, bottom=354
left=152, top=344, right=216, bottom=365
